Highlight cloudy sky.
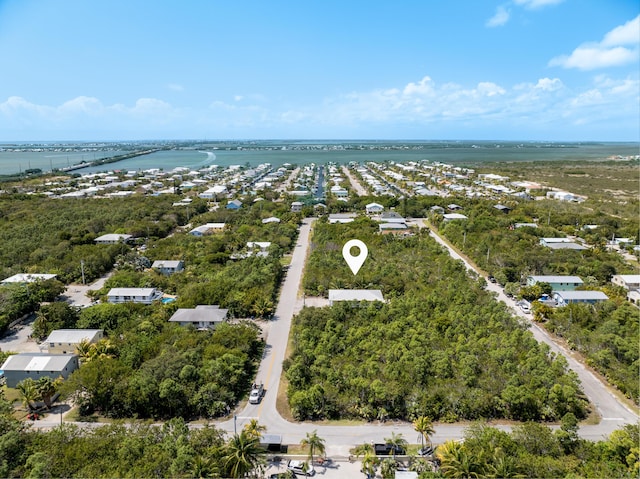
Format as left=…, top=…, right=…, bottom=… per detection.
left=0, top=0, right=638, bottom=141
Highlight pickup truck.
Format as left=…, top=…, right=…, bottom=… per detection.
left=249, top=383, right=264, bottom=404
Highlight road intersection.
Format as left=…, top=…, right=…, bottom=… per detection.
left=216, top=217, right=638, bottom=452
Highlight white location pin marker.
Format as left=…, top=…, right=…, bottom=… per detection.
left=342, top=239, right=368, bottom=275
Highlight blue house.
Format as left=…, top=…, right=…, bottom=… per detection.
left=226, top=199, right=243, bottom=210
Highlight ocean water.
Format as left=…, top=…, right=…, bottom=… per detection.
left=0, top=141, right=638, bottom=176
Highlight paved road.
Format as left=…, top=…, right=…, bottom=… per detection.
left=412, top=219, right=638, bottom=435
left=342, top=165, right=368, bottom=196
left=218, top=217, right=637, bottom=450
left=26, top=217, right=638, bottom=452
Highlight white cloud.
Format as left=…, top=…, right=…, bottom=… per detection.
left=513, top=0, right=564, bottom=8
left=167, top=83, right=184, bottom=91
left=535, top=77, right=563, bottom=91
left=602, top=15, right=640, bottom=46
left=549, top=15, right=640, bottom=70
left=0, top=72, right=637, bottom=139
left=486, top=5, right=510, bottom=28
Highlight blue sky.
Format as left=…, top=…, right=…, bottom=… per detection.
left=0, top=0, right=638, bottom=141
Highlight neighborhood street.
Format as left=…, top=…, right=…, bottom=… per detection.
left=17, top=216, right=638, bottom=457
left=214, top=217, right=638, bottom=454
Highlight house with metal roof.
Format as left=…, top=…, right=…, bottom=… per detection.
left=107, top=288, right=163, bottom=304
left=42, top=329, right=104, bottom=355
left=151, top=260, right=185, bottom=275
left=94, top=233, right=133, bottom=245
left=0, top=353, right=79, bottom=388
left=168, top=305, right=228, bottom=330
left=189, top=223, right=226, bottom=236
left=611, top=275, right=640, bottom=291
left=553, top=290, right=609, bottom=307
left=527, top=275, right=583, bottom=291
left=328, top=289, right=384, bottom=306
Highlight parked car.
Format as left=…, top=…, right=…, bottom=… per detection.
left=374, top=443, right=406, bottom=456
left=287, top=460, right=315, bottom=476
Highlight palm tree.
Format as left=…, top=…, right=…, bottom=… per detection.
left=223, top=430, right=265, bottom=478
left=35, top=376, right=62, bottom=409
left=17, top=378, right=39, bottom=412
left=486, top=448, right=525, bottom=478
left=243, top=418, right=266, bottom=440
left=360, top=451, right=378, bottom=479
left=413, top=415, right=435, bottom=450
left=380, top=457, right=397, bottom=479
left=75, top=338, right=93, bottom=363
left=190, top=456, right=215, bottom=478
left=300, top=430, right=326, bottom=465
left=436, top=440, right=482, bottom=478
left=384, top=431, right=407, bottom=460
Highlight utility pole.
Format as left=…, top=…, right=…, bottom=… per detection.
left=80, top=260, right=86, bottom=285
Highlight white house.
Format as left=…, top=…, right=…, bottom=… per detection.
left=107, top=288, right=163, bottom=304
left=94, top=233, right=133, bottom=245
left=328, top=213, right=357, bottom=224
left=291, top=201, right=303, bottom=213
left=611, top=275, right=640, bottom=290
left=168, top=305, right=228, bottom=330
left=262, top=217, right=281, bottom=224
left=151, top=260, right=185, bottom=275
left=443, top=213, right=468, bottom=221
left=365, top=202, right=384, bottom=214
left=380, top=211, right=406, bottom=224
left=42, top=329, right=104, bottom=355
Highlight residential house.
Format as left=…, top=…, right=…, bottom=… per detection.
left=94, top=233, right=133, bottom=245
left=107, top=288, right=163, bottom=304
left=527, top=275, right=583, bottom=291
left=379, top=223, right=410, bottom=235
left=226, top=199, right=243, bottom=209
left=291, top=201, right=303, bottom=213
left=42, top=329, right=104, bottom=355
left=0, top=353, right=79, bottom=388
left=328, top=213, right=357, bottom=224
left=494, top=204, right=511, bottom=213
left=443, top=213, right=468, bottom=221
left=380, top=211, right=406, bottom=224
left=261, top=217, right=281, bottom=224
left=553, top=291, right=609, bottom=306
left=514, top=223, right=538, bottom=229
left=539, top=238, right=587, bottom=250
left=151, top=260, right=185, bottom=275
left=611, top=275, right=640, bottom=290
left=168, top=305, right=228, bottom=330
left=365, top=202, right=384, bottom=214
left=189, top=223, right=226, bottom=236
left=328, top=289, right=385, bottom=306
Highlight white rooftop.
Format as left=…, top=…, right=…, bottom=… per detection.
left=328, top=289, right=384, bottom=302
left=1, top=273, right=57, bottom=284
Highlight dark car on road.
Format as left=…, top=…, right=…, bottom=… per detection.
left=374, top=443, right=406, bottom=456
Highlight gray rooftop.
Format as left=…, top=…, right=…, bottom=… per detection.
left=44, top=329, right=103, bottom=344
left=169, top=305, right=229, bottom=323
left=554, top=291, right=609, bottom=300
left=1, top=353, right=77, bottom=372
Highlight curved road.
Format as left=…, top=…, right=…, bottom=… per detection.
left=217, top=217, right=638, bottom=453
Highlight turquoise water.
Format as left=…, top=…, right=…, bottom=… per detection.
left=1, top=141, right=638, bottom=175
